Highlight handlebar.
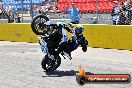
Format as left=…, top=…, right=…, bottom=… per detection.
left=44, top=23, right=74, bottom=29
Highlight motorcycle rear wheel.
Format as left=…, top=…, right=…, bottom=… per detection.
left=41, top=54, right=61, bottom=71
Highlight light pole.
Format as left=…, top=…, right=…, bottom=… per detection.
left=21, top=0, right=23, bottom=23
left=30, top=0, right=33, bottom=20
left=95, top=0, right=99, bottom=23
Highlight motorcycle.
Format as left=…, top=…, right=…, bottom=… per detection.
left=31, top=15, right=88, bottom=71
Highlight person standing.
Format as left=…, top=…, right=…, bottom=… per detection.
left=111, top=1, right=119, bottom=25
left=118, top=1, right=127, bottom=25
left=42, top=1, right=51, bottom=13
left=8, top=11, right=14, bottom=23
left=15, top=12, right=21, bottom=23
left=125, top=0, right=132, bottom=25
left=66, top=3, right=80, bottom=24
left=0, top=1, right=2, bottom=18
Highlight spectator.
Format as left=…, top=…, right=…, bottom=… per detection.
left=33, top=5, right=38, bottom=16
left=8, top=3, right=13, bottom=13
left=111, top=1, right=119, bottom=25
left=125, top=0, right=132, bottom=6
left=66, top=3, right=80, bottom=24
left=0, top=2, right=3, bottom=19
left=41, top=1, right=51, bottom=14
left=125, top=0, right=132, bottom=25
left=48, top=2, right=57, bottom=13
left=90, top=16, right=97, bottom=24
left=118, top=1, right=127, bottom=25
left=8, top=11, right=14, bottom=23
left=0, top=8, right=8, bottom=19
left=5, top=5, right=9, bottom=14
left=15, top=12, right=21, bottom=23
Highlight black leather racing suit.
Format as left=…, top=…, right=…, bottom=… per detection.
left=56, top=28, right=88, bottom=57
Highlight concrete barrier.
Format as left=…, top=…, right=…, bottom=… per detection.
left=0, top=23, right=132, bottom=50
left=0, top=23, right=38, bottom=42
left=80, top=24, right=132, bottom=50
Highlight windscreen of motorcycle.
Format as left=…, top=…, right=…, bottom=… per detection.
left=59, top=28, right=68, bottom=45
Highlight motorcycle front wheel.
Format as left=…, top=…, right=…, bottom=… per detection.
left=31, top=15, right=49, bottom=35
left=41, top=54, right=61, bottom=72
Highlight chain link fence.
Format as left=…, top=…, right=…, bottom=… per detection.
left=0, top=0, right=131, bottom=24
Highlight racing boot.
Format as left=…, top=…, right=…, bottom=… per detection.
left=63, top=51, right=72, bottom=60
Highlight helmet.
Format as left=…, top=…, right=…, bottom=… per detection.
left=57, top=22, right=65, bottom=27
left=74, top=25, right=84, bottom=35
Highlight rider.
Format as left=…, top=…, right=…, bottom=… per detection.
left=56, top=25, right=88, bottom=60
left=39, top=22, right=88, bottom=60
left=39, top=21, right=73, bottom=54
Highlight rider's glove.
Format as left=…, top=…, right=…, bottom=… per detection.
left=68, top=23, right=74, bottom=28
left=70, top=29, right=74, bottom=33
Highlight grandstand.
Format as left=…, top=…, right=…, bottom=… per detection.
left=56, top=0, right=112, bottom=13
left=1, top=0, right=129, bottom=24
left=2, top=0, right=42, bottom=10
left=56, top=0, right=125, bottom=13
left=1, top=0, right=127, bottom=13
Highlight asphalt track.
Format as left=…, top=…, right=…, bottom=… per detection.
left=0, top=41, right=132, bottom=88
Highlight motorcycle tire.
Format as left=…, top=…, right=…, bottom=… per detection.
left=41, top=54, right=61, bottom=72
left=31, top=15, right=49, bottom=35
left=82, top=40, right=88, bottom=52
left=82, top=46, right=87, bottom=52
